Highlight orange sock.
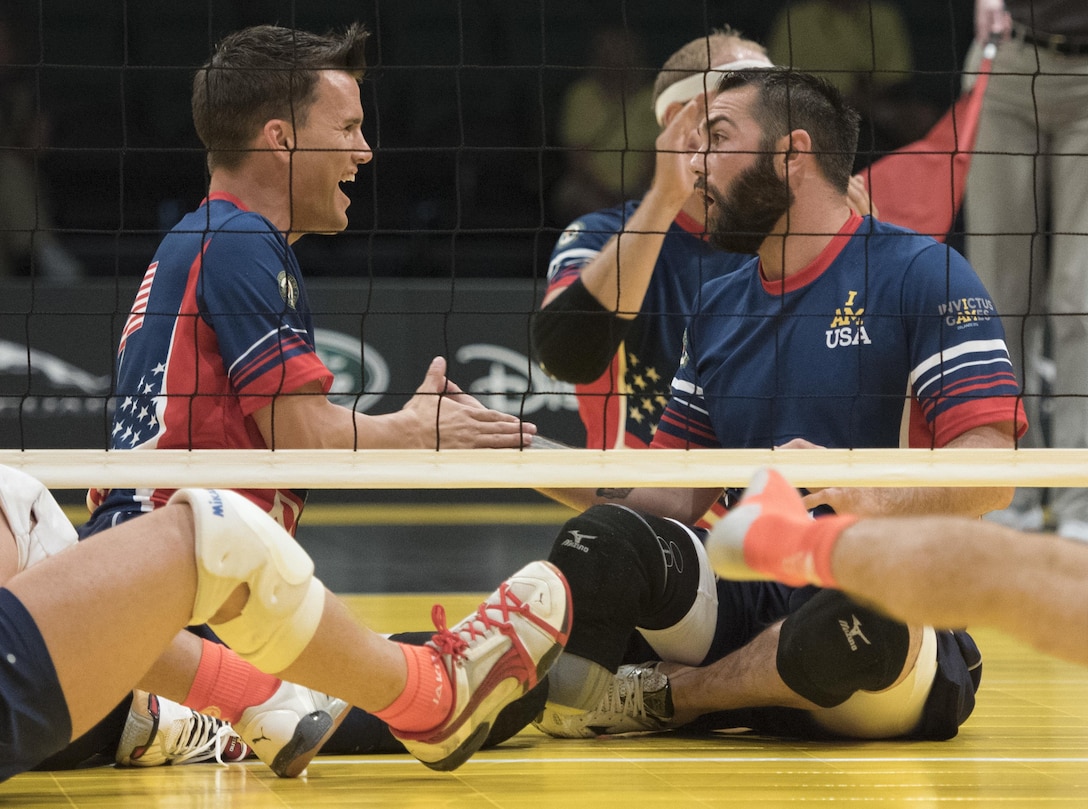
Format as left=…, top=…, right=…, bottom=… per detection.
left=746, top=513, right=856, bottom=588
left=739, top=469, right=857, bottom=588
left=183, top=639, right=282, bottom=724
left=372, top=643, right=453, bottom=733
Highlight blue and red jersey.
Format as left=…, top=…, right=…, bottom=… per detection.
left=545, top=201, right=750, bottom=449
left=87, top=193, right=331, bottom=534
left=654, top=214, right=1028, bottom=452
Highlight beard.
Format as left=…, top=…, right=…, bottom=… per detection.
left=704, top=151, right=793, bottom=254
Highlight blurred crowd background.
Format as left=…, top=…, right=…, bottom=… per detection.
left=0, top=0, right=974, bottom=281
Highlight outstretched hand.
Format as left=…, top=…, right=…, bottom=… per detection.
left=403, top=357, right=537, bottom=449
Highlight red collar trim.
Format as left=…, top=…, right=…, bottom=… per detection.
left=675, top=209, right=709, bottom=239
left=202, top=191, right=249, bottom=211
left=759, top=213, right=863, bottom=294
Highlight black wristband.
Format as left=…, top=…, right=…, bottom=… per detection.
left=531, top=277, right=635, bottom=383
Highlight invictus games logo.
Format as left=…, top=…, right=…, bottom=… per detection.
left=277, top=270, right=300, bottom=309
left=938, top=296, right=994, bottom=328
left=313, top=328, right=389, bottom=413
left=826, top=290, right=871, bottom=348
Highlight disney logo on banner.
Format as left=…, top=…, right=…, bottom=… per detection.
left=455, top=344, right=577, bottom=415
left=314, top=328, right=389, bottom=413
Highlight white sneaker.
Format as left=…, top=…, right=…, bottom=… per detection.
left=393, top=560, right=571, bottom=771
left=233, top=681, right=350, bottom=778
left=533, top=662, right=674, bottom=738
left=116, top=691, right=249, bottom=767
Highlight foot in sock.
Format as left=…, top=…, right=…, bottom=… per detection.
left=705, top=468, right=856, bottom=587
left=391, top=560, right=571, bottom=772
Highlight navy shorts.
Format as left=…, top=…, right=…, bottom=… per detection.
left=0, top=588, right=72, bottom=783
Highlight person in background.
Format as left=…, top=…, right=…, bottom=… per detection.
left=549, top=25, right=659, bottom=225
left=966, top=0, right=1088, bottom=541
left=766, top=0, right=936, bottom=160
left=0, top=6, right=83, bottom=280
left=535, top=29, right=773, bottom=455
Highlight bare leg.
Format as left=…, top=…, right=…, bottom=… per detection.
left=708, top=468, right=1088, bottom=667
left=664, top=619, right=923, bottom=726
left=0, top=516, right=17, bottom=583
left=830, top=518, right=1088, bottom=666
left=7, top=505, right=410, bottom=739
left=136, top=631, right=205, bottom=702
left=665, top=623, right=816, bottom=724
left=6, top=507, right=203, bottom=738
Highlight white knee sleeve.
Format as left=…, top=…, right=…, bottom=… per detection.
left=170, top=488, right=326, bottom=673
left=0, top=465, right=78, bottom=572
left=637, top=522, right=719, bottom=666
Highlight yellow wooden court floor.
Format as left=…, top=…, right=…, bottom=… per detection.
left=3, top=593, right=1087, bottom=808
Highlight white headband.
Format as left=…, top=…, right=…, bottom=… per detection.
left=653, top=58, right=773, bottom=125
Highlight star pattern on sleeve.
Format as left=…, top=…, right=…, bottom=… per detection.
left=112, top=362, right=166, bottom=448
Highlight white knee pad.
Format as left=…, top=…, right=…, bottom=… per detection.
left=170, top=488, right=326, bottom=673
left=810, top=626, right=938, bottom=739
left=636, top=521, right=719, bottom=666
left=0, top=465, right=78, bottom=572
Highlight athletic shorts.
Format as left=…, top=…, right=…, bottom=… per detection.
left=0, top=588, right=72, bottom=782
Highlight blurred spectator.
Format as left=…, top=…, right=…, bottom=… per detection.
left=0, top=7, right=83, bottom=280
left=550, top=25, right=659, bottom=225
left=767, top=0, right=937, bottom=160
left=966, top=0, right=1088, bottom=539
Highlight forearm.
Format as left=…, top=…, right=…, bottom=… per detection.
left=577, top=186, right=684, bottom=315
left=813, top=484, right=1014, bottom=519
left=258, top=395, right=431, bottom=450
left=533, top=279, right=632, bottom=383
left=538, top=484, right=721, bottom=525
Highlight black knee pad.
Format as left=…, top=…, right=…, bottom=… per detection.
left=547, top=504, right=703, bottom=669
left=776, top=589, right=911, bottom=708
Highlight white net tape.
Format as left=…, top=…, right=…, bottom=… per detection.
left=2, top=448, right=1086, bottom=490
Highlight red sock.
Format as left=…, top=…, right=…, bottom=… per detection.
left=740, top=469, right=857, bottom=588
left=183, top=639, right=282, bottom=724
left=372, top=644, right=453, bottom=734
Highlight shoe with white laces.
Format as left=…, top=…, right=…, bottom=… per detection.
left=393, top=560, right=572, bottom=771
left=533, top=662, right=674, bottom=738
left=116, top=691, right=249, bottom=767
left=232, top=681, right=350, bottom=778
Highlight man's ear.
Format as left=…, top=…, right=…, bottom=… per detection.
left=262, top=119, right=294, bottom=159
left=779, top=129, right=812, bottom=176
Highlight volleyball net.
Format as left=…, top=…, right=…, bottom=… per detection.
left=1, top=1, right=1083, bottom=494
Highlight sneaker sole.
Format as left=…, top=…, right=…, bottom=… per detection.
left=420, top=645, right=565, bottom=772
left=414, top=567, right=571, bottom=772
left=270, top=700, right=351, bottom=778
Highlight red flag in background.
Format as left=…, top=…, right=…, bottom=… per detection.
left=861, top=45, right=995, bottom=242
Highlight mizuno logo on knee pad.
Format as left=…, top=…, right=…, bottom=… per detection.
left=561, top=530, right=595, bottom=552
left=207, top=490, right=225, bottom=517
left=838, top=614, right=872, bottom=651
